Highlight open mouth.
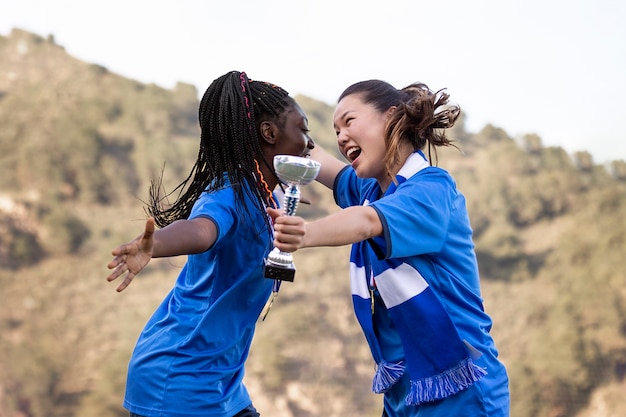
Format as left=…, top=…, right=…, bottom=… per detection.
left=346, top=146, right=361, bottom=162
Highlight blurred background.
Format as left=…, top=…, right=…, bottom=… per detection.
left=1, top=1, right=625, bottom=416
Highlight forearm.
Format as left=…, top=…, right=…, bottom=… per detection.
left=311, top=146, right=347, bottom=190
left=152, top=218, right=216, bottom=257
left=303, top=206, right=382, bottom=248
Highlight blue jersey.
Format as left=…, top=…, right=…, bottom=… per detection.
left=334, top=158, right=509, bottom=417
left=123, top=181, right=274, bottom=417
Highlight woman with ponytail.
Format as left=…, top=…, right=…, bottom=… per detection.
left=106, top=71, right=314, bottom=417
left=270, top=79, right=510, bottom=416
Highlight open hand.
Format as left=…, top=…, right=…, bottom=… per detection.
left=106, top=218, right=155, bottom=292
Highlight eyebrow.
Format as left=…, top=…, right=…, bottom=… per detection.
left=333, top=110, right=351, bottom=129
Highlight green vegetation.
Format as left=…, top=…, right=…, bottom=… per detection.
left=1, top=28, right=625, bottom=417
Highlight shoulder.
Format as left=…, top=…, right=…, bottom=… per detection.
left=192, top=186, right=237, bottom=214
left=393, top=166, right=455, bottom=191
left=413, top=166, right=454, bottom=183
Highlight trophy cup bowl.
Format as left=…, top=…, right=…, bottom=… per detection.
left=264, top=155, right=321, bottom=282
left=273, top=155, right=321, bottom=185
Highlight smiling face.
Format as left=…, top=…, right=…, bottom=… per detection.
left=258, top=102, right=315, bottom=188
left=273, top=103, right=315, bottom=158
left=333, top=94, right=390, bottom=187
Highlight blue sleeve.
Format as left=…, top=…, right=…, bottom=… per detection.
left=333, top=166, right=378, bottom=208
left=370, top=170, right=454, bottom=259
left=188, top=187, right=237, bottom=245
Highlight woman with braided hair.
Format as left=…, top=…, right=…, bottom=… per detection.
left=270, top=79, right=510, bottom=416
left=106, top=70, right=314, bottom=417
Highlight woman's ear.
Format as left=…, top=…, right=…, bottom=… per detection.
left=386, top=106, right=397, bottom=119
left=260, top=120, right=278, bottom=144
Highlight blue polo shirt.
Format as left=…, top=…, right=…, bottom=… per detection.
left=123, top=181, right=273, bottom=417
left=334, top=162, right=509, bottom=417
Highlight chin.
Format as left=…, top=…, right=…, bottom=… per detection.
left=353, top=165, right=369, bottom=179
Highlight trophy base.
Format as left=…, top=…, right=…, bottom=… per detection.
left=264, top=260, right=296, bottom=282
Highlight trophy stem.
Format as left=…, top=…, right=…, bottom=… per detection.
left=282, top=184, right=300, bottom=215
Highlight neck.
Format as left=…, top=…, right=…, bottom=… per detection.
left=377, top=146, right=414, bottom=193
left=255, top=159, right=279, bottom=209
left=377, top=175, right=393, bottom=195
left=259, top=164, right=278, bottom=190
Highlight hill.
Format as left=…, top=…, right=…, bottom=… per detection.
left=1, top=28, right=626, bottom=417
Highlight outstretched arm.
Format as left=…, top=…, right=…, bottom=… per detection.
left=268, top=205, right=382, bottom=251
left=106, top=217, right=217, bottom=292
left=311, top=145, right=347, bottom=190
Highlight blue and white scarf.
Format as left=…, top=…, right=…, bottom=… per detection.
left=350, top=151, right=486, bottom=405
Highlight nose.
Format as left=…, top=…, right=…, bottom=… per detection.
left=337, top=131, right=348, bottom=146
left=307, top=136, right=315, bottom=150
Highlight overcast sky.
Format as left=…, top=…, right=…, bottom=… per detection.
left=2, top=0, right=625, bottom=164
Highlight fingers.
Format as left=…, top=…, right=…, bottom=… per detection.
left=144, top=217, right=155, bottom=240
left=107, top=245, right=128, bottom=268
left=110, top=242, right=133, bottom=258
left=272, top=215, right=306, bottom=252
left=266, top=207, right=282, bottom=222
left=106, top=261, right=135, bottom=292
left=115, top=272, right=135, bottom=292
left=106, top=258, right=127, bottom=282
left=273, top=236, right=302, bottom=252
left=107, top=245, right=135, bottom=291
left=111, top=218, right=154, bottom=257
left=273, top=222, right=305, bottom=240
left=273, top=220, right=306, bottom=240
left=272, top=212, right=305, bottom=233
left=107, top=219, right=154, bottom=292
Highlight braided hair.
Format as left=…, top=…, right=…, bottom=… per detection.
left=146, top=71, right=295, bottom=231
left=338, top=80, right=460, bottom=175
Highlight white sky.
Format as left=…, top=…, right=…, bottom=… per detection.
left=2, top=0, right=625, bottom=164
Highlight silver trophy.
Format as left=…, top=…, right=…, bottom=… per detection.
left=264, top=155, right=321, bottom=282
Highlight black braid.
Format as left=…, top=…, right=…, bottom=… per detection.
left=146, top=71, right=294, bottom=232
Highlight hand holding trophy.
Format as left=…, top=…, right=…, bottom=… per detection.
left=264, top=155, right=320, bottom=282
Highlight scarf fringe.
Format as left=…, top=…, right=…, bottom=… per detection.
left=405, top=358, right=487, bottom=405
left=372, top=360, right=406, bottom=394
